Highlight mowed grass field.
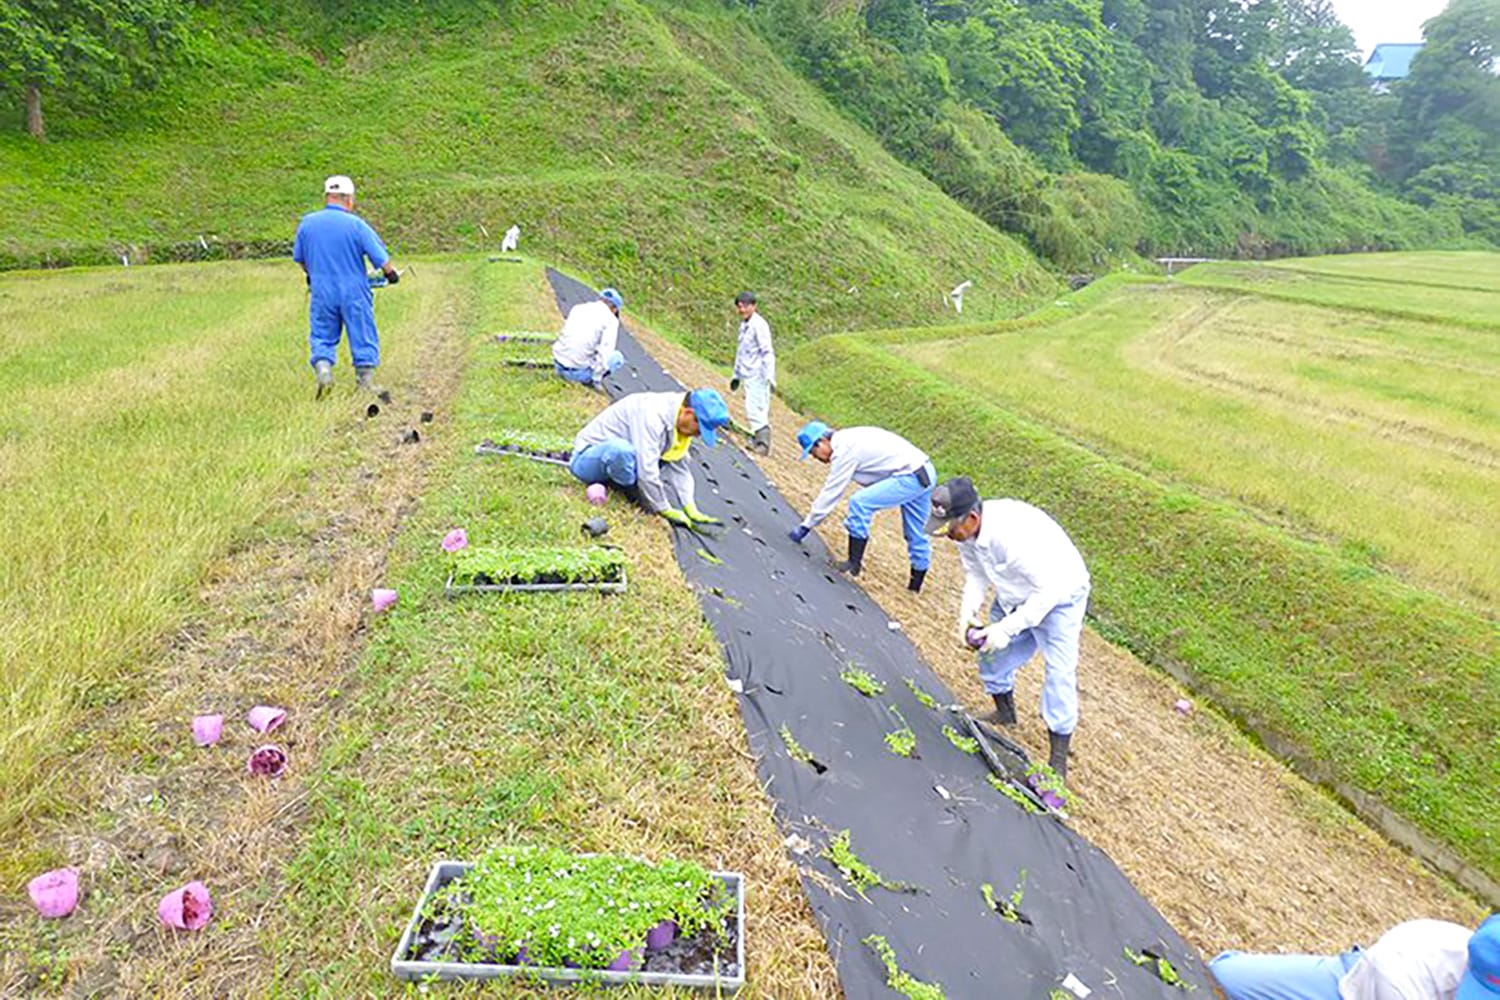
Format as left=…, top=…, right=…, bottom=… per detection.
left=0, top=261, right=441, bottom=839
left=900, top=254, right=1500, bottom=609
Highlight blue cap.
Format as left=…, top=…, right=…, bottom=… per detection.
left=1459, top=915, right=1500, bottom=1000
left=688, top=389, right=730, bottom=448
left=797, top=420, right=832, bottom=459
left=600, top=287, right=623, bottom=310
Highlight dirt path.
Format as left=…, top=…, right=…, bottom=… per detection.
left=630, top=322, right=1485, bottom=959
left=0, top=272, right=472, bottom=998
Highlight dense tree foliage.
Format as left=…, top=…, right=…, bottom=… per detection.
left=0, top=0, right=193, bottom=139
left=730, top=0, right=1481, bottom=266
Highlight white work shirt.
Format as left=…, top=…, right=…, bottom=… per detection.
left=553, top=300, right=620, bottom=380
left=803, top=427, right=929, bottom=529
left=734, top=312, right=776, bottom=383
left=957, top=499, right=1089, bottom=638
left=572, top=391, right=695, bottom=514
left=1339, top=920, right=1471, bottom=1000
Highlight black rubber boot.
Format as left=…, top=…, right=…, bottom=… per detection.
left=1047, top=730, right=1071, bottom=780
left=833, top=535, right=867, bottom=576
left=987, top=691, right=1017, bottom=726
left=907, top=567, right=927, bottom=593
left=354, top=365, right=377, bottom=391
left=750, top=426, right=771, bottom=456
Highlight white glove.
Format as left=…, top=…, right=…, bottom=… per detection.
left=976, top=624, right=1012, bottom=654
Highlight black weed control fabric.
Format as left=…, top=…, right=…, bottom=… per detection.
left=545, top=269, right=1216, bottom=999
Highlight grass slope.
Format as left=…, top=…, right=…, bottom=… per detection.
left=0, top=261, right=438, bottom=838
left=897, top=273, right=1500, bottom=608
left=783, top=271, right=1500, bottom=891
left=261, top=260, right=834, bottom=995
left=0, top=0, right=1056, bottom=357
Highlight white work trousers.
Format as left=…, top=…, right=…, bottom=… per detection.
left=976, top=584, right=1089, bottom=735
left=742, top=377, right=771, bottom=433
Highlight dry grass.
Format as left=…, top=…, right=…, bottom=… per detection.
left=631, top=319, right=1485, bottom=959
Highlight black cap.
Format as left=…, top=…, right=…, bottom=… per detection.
left=925, top=476, right=980, bottom=534
left=734, top=290, right=757, bottom=305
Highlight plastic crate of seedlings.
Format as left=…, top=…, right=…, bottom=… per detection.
left=493, top=330, right=556, bottom=345
left=391, top=848, right=745, bottom=992
left=445, top=546, right=628, bottom=596
left=475, top=431, right=574, bottom=467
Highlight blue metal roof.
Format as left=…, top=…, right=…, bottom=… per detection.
left=1364, top=43, right=1423, bottom=81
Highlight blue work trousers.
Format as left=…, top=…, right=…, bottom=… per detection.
left=309, top=286, right=379, bottom=368
left=978, top=584, right=1089, bottom=735
left=555, top=362, right=595, bottom=385
left=843, top=463, right=935, bottom=571
left=569, top=438, right=637, bottom=488
left=1208, top=949, right=1362, bottom=1000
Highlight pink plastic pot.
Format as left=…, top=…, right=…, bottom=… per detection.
left=441, top=528, right=469, bottom=553
left=246, top=705, right=286, bottom=734
left=965, top=626, right=986, bottom=650
left=1174, top=698, right=1193, bottom=715
left=586, top=483, right=608, bottom=506
left=607, top=949, right=639, bottom=972
left=191, top=714, right=224, bottom=747
left=247, top=744, right=287, bottom=778
left=27, top=867, right=80, bottom=919
left=157, top=880, right=213, bottom=931
left=371, top=588, right=398, bottom=612
left=645, top=918, right=678, bottom=951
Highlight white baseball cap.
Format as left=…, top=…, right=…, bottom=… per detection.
left=324, top=175, right=355, bottom=195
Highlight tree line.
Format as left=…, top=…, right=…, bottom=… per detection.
left=728, top=0, right=1500, bottom=266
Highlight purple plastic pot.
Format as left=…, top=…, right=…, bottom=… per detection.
left=157, top=880, right=213, bottom=931
left=586, top=483, right=608, bottom=506
left=645, top=918, right=678, bottom=951
left=192, top=714, right=224, bottom=747
left=371, top=588, right=398, bottom=613
left=607, top=949, right=639, bottom=972
left=246, top=705, right=286, bottom=734
left=247, top=744, right=288, bottom=778
left=28, top=867, right=80, bottom=919
left=965, top=626, right=986, bottom=650
left=1040, top=789, right=1066, bottom=811
left=442, top=528, right=469, bottom=553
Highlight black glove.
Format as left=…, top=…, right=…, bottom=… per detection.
left=385, top=269, right=400, bottom=285
left=730, top=377, right=741, bottom=392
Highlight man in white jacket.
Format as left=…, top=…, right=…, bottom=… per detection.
left=730, top=291, right=775, bottom=455
left=788, top=421, right=936, bottom=593
left=553, top=287, right=625, bottom=389
left=925, top=476, right=1090, bottom=779
left=569, top=388, right=730, bottom=527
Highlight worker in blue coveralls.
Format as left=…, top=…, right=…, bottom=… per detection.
left=787, top=421, right=935, bottom=594
left=570, top=388, right=731, bottom=528
left=293, top=175, right=400, bottom=398
left=1208, top=914, right=1497, bottom=1000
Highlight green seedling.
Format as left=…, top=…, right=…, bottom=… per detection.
left=780, top=725, right=814, bottom=765
left=825, top=829, right=916, bottom=898
left=863, top=935, right=946, bottom=1000
left=980, top=870, right=1027, bottom=923
left=1125, top=948, right=1194, bottom=990
left=695, top=548, right=724, bottom=566
left=452, top=546, right=626, bottom=586
left=883, top=706, right=917, bottom=758
left=987, top=774, right=1043, bottom=814
left=942, top=725, right=979, bottom=755
left=841, top=668, right=885, bottom=698
left=438, top=846, right=728, bottom=972
left=1025, top=761, right=1072, bottom=809
left=904, top=677, right=938, bottom=710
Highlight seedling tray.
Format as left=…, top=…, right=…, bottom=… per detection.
left=445, top=545, right=628, bottom=596
left=503, top=358, right=553, bottom=370
left=494, top=331, right=556, bottom=345
left=391, top=860, right=745, bottom=992
left=474, top=440, right=573, bottom=467
left=445, top=567, right=627, bottom=595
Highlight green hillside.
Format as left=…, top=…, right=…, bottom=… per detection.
left=0, top=0, right=1057, bottom=357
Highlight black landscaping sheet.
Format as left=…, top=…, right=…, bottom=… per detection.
left=545, top=268, right=1215, bottom=1000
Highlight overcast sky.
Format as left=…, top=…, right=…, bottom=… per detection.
left=1331, top=0, right=1450, bottom=59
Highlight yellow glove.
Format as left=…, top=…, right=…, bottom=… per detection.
left=661, top=508, right=693, bottom=527
left=683, top=502, right=721, bottom=525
